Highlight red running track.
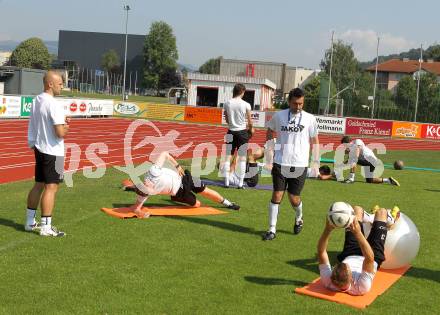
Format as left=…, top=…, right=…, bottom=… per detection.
left=0, top=118, right=439, bottom=185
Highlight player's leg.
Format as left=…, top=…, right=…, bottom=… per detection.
left=236, top=131, right=250, bottom=189
left=25, top=148, right=46, bottom=231
left=366, top=208, right=389, bottom=267
left=223, top=131, right=235, bottom=187
left=286, top=167, right=307, bottom=234
left=337, top=205, right=364, bottom=262
left=199, top=187, right=240, bottom=210
left=263, top=163, right=286, bottom=240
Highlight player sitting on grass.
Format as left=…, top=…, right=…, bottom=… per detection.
left=341, top=136, right=400, bottom=186
left=130, top=151, right=240, bottom=217
left=317, top=204, right=400, bottom=295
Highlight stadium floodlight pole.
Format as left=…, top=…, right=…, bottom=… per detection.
left=371, top=36, right=380, bottom=119
left=325, top=31, right=335, bottom=116
left=122, top=4, right=131, bottom=101
left=414, top=44, right=423, bottom=122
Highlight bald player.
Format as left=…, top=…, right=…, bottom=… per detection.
left=25, top=71, right=69, bottom=237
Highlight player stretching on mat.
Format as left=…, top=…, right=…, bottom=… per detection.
left=341, top=136, right=400, bottom=186
left=130, top=151, right=240, bottom=217
left=317, top=204, right=400, bottom=295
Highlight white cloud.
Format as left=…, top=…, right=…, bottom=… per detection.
left=339, top=29, right=416, bottom=61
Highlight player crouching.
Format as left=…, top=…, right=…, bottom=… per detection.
left=129, top=151, right=240, bottom=217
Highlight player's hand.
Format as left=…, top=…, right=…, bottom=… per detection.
left=348, top=219, right=362, bottom=235
left=176, top=165, right=185, bottom=177
left=65, top=117, right=71, bottom=124
left=325, top=218, right=335, bottom=232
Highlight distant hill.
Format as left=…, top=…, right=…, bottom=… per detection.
left=360, top=44, right=440, bottom=68
left=0, top=40, right=58, bottom=55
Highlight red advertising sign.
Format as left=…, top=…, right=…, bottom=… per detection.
left=79, top=102, right=87, bottom=112
left=70, top=102, right=78, bottom=112
left=345, top=118, right=393, bottom=137
left=422, top=124, right=440, bottom=140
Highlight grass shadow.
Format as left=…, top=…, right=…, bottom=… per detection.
left=244, top=276, right=308, bottom=287
left=286, top=251, right=340, bottom=275
left=406, top=267, right=440, bottom=284
left=424, top=189, right=440, bottom=193
left=165, top=216, right=262, bottom=236
left=0, top=217, right=25, bottom=232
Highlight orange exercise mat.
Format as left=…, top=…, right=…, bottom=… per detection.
left=294, top=265, right=410, bottom=309
left=101, top=206, right=227, bottom=219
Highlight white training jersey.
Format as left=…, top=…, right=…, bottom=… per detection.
left=348, top=139, right=378, bottom=166
left=143, top=165, right=182, bottom=196
left=267, top=109, right=318, bottom=167
left=28, top=92, right=65, bottom=156
left=224, top=98, right=251, bottom=131
left=319, top=256, right=378, bottom=296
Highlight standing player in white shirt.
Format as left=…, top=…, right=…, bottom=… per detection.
left=223, top=84, right=254, bottom=189
left=25, top=71, right=69, bottom=237
left=341, top=136, right=400, bottom=186
left=262, top=88, right=320, bottom=240
left=317, top=204, right=400, bottom=295
left=130, top=151, right=240, bottom=216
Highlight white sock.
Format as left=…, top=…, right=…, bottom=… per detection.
left=26, top=208, right=37, bottom=226
left=269, top=202, right=279, bottom=233
left=222, top=198, right=232, bottom=207
left=41, top=216, right=52, bottom=229
left=224, top=161, right=230, bottom=186
left=362, top=211, right=374, bottom=224
left=383, top=178, right=390, bottom=183
left=294, top=202, right=303, bottom=223
left=238, top=160, right=246, bottom=187
left=349, top=173, right=355, bottom=181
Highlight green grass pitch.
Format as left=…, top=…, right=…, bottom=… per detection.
left=0, top=150, right=439, bottom=314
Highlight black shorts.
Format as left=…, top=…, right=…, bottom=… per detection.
left=357, top=156, right=376, bottom=181
left=337, top=221, right=387, bottom=268
left=225, top=129, right=249, bottom=156
left=34, top=148, right=64, bottom=184
left=172, top=170, right=206, bottom=206
left=271, top=163, right=307, bottom=196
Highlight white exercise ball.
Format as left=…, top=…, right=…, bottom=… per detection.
left=363, top=213, right=420, bottom=269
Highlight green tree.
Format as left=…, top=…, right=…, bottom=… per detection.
left=143, top=21, right=179, bottom=95
left=320, top=40, right=359, bottom=94
left=199, top=57, right=221, bottom=74
left=425, top=44, right=440, bottom=61
left=418, top=72, right=440, bottom=111
left=396, top=76, right=416, bottom=111
left=101, top=49, right=121, bottom=73
left=10, top=37, right=51, bottom=69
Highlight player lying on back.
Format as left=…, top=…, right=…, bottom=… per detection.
left=317, top=203, right=400, bottom=295
left=129, top=151, right=240, bottom=217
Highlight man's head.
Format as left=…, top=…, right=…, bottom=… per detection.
left=287, top=88, right=304, bottom=113
left=341, top=135, right=352, bottom=150
left=43, top=71, right=64, bottom=96
left=319, top=165, right=331, bottom=176
left=233, top=83, right=246, bottom=98
left=331, top=262, right=352, bottom=291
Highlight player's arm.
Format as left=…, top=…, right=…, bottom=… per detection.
left=154, top=151, right=184, bottom=176
left=311, top=135, right=320, bottom=168
left=349, top=220, right=375, bottom=273
left=246, top=109, right=254, bottom=136
left=54, top=124, right=69, bottom=138
left=223, top=108, right=229, bottom=125
left=317, top=219, right=335, bottom=265
left=266, top=127, right=275, bottom=141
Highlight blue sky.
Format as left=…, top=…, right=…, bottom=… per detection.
left=1, top=0, right=438, bottom=68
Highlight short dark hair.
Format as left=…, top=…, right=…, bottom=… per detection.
left=341, top=136, right=351, bottom=144
left=288, top=88, right=304, bottom=101
left=233, top=84, right=246, bottom=97
left=319, top=165, right=331, bottom=175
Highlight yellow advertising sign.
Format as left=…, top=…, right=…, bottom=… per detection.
left=113, top=102, right=184, bottom=121
left=392, top=121, right=422, bottom=138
